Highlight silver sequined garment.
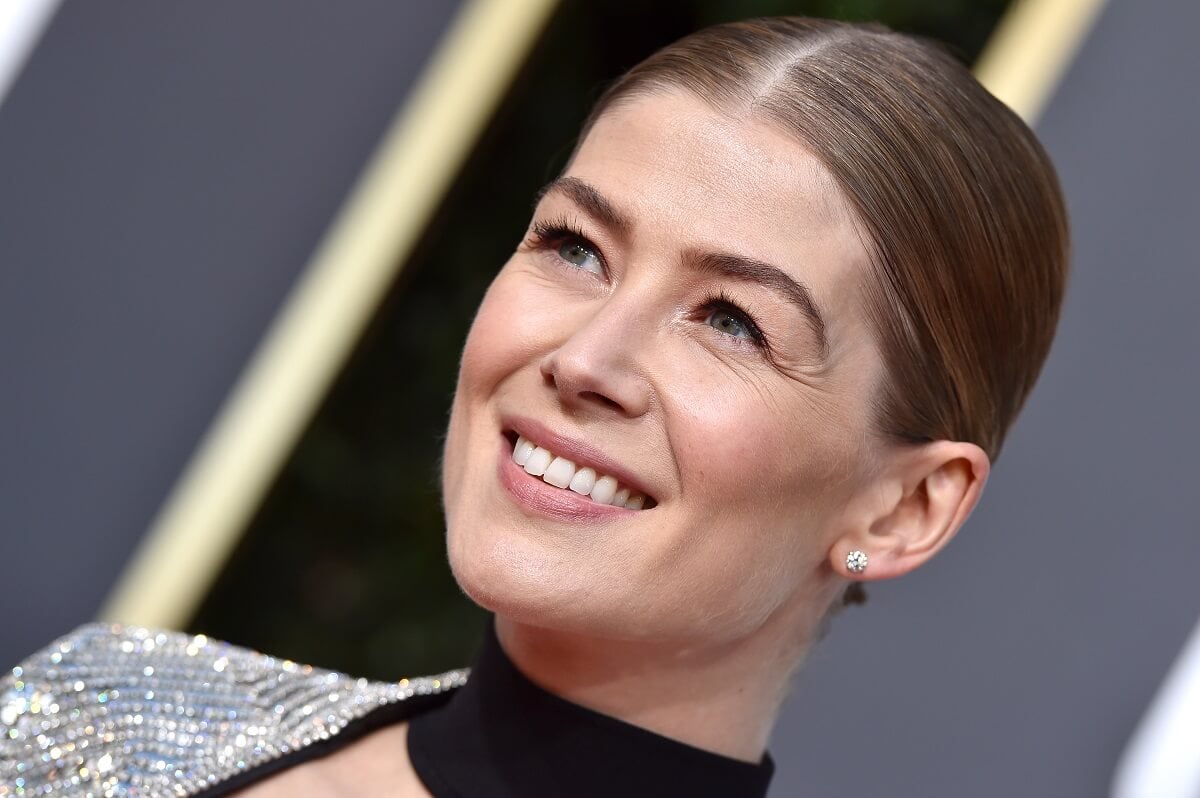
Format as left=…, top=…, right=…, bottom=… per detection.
left=0, top=623, right=468, bottom=797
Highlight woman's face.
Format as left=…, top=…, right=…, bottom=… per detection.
left=442, top=90, right=886, bottom=645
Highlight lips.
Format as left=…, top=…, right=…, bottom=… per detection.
left=497, top=416, right=658, bottom=517
left=510, top=432, right=651, bottom=509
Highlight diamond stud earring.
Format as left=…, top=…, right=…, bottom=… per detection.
left=846, top=550, right=868, bottom=574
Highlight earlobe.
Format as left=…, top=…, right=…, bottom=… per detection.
left=830, top=441, right=990, bottom=582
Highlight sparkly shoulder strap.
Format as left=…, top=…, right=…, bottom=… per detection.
left=0, top=623, right=467, bottom=797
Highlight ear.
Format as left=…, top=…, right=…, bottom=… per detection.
left=830, top=441, right=990, bottom=582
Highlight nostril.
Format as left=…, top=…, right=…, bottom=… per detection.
left=580, top=390, right=621, bottom=410
left=542, top=349, right=646, bottom=417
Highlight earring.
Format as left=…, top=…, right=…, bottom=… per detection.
left=846, top=550, right=868, bottom=574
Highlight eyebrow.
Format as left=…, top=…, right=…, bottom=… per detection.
left=537, top=176, right=633, bottom=238
left=537, top=176, right=828, bottom=359
left=691, top=252, right=828, bottom=359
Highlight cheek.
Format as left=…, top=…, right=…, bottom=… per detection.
left=443, top=267, right=554, bottom=515
left=456, top=267, right=553, bottom=395
left=458, top=279, right=513, bottom=393
left=443, top=276, right=511, bottom=510
left=670, top=374, right=856, bottom=515
left=618, top=374, right=823, bottom=583
left=657, top=362, right=867, bottom=616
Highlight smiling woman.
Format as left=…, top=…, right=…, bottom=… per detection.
left=0, top=15, right=1066, bottom=798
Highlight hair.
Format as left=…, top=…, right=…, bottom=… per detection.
left=579, top=17, right=1069, bottom=463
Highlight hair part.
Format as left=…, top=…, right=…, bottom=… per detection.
left=580, top=17, right=1069, bottom=462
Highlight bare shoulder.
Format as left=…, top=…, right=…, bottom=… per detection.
left=233, top=722, right=432, bottom=798
left=0, top=623, right=464, bottom=797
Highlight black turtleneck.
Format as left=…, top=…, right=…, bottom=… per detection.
left=407, top=621, right=774, bottom=798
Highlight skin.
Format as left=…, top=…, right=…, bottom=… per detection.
left=235, top=88, right=989, bottom=794
left=443, top=88, right=989, bottom=759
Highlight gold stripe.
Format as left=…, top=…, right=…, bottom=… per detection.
left=974, top=0, right=1109, bottom=122
left=99, top=0, right=559, bottom=628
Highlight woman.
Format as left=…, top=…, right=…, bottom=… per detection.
left=0, top=16, right=1067, bottom=798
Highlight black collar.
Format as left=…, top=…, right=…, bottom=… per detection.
left=407, top=621, right=774, bottom=798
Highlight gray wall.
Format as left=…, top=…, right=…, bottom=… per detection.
left=0, top=1, right=460, bottom=666
left=771, top=0, right=1200, bottom=795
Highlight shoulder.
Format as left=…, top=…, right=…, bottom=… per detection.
left=0, top=623, right=467, bottom=797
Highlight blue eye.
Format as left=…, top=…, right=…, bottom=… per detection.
left=700, top=293, right=768, bottom=350
left=707, top=307, right=756, bottom=340
left=526, top=219, right=607, bottom=277
left=558, top=239, right=604, bottom=276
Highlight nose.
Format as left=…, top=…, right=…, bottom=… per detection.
left=538, top=298, right=653, bottom=418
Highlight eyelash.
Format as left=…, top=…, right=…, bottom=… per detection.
left=526, top=216, right=600, bottom=264
left=523, top=217, right=771, bottom=353
left=698, top=289, right=769, bottom=350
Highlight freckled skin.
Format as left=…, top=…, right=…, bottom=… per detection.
left=442, top=89, right=886, bottom=647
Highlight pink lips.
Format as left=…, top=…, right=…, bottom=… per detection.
left=496, top=434, right=638, bottom=522
left=501, top=415, right=656, bottom=502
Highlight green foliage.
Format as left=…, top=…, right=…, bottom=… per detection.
left=189, top=0, right=1010, bottom=677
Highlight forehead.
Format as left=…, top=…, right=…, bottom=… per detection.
left=567, top=90, right=871, bottom=324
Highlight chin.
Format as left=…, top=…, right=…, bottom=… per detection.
left=446, top=525, right=650, bottom=640
left=447, top=524, right=757, bottom=646
left=449, top=527, right=576, bottom=624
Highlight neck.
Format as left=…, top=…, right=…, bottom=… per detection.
left=494, top=594, right=827, bottom=763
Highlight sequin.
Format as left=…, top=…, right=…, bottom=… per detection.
left=0, top=624, right=468, bottom=796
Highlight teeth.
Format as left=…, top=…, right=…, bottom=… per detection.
left=543, top=456, right=575, bottom=489
left=510, top=434, right=648, bottom=509
left=513, top=436, right=535, bottom=466
left=590, top=475, right=617, bottom=505
left=523, top=446, right=552, bottom=477
left=569, top=467, right=596, bottom=495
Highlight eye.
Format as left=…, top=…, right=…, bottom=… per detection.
left=525, top=218, right=608, bottom=278
left=707, top=307, right=756, bottom=340
left=557, top=239, right=604, bottom=276
left=701, top=292, right=767, bottom=349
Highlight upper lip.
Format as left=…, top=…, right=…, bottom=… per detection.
left=502, top=414, right=657, bottom=503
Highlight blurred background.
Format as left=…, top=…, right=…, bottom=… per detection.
left=2, top=1, right=1197, bottom=796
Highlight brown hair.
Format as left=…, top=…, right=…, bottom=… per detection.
left=580, top=17, right=1069, bottom=462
